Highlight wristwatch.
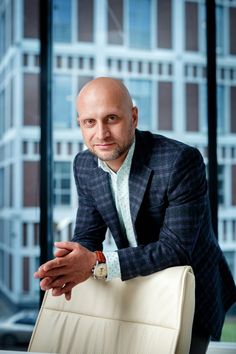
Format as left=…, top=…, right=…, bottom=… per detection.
left=92, top=251, right=107, bottom=280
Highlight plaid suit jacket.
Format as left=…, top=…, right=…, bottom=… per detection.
left=72, top=129, right=236, bottom=340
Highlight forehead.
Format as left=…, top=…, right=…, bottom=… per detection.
left=77, top=88, right=129, bottom=118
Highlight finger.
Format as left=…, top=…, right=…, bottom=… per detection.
left=65, top=291, right=72, bottom=301
left=54, top=241, right=78, bottom=251
left=40, top=276, right=58, bottom=290
left=47, top=276, right=70, bottom=289
left=43, top=257, right=66, bottom=272
left=54, top=248, right=71, bottom=258
left=52, top=282, right=75, bottom=296
left=34, top=265, right=48, bottom=278
left=40, top=266, right=68, bottom=278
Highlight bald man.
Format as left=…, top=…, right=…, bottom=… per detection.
left=35, top=77, right=236, bottom=353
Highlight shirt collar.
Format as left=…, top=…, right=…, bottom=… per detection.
left=98, top=138, right=136, bottom=175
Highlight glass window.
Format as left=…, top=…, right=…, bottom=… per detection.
left=128, top=0, right=151, bottom=49
left=158, top=81, right=173, bottom=130
left=157, top=0, right=172, bottom=49
left=53, top=0, right=72, bottom=43
left=229, top=6, right=236, bottom=56
left=24, top=73, right=40, bottom=126
left=54, top=162, right=71, bottom=206
left=216, top=5, right=224, bottom=55
left=218, top=164, right=225, bottom=206
left=77, top=0, right=94, bottom=42
left=185, top=83, right=199, bottom=132
left=23, top=0, right=39, bottom=39
left=185, top=1, right=198, bottom=52
left=127, top=79, right=152, bottom=130
left=53, top=75, right=72, bottom=128
left=217, top=84, right=225, bottom=134
left=107, top=0, right=124, bottom=45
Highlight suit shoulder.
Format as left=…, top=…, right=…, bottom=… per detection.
left=73, top=149, right=97, bottom=171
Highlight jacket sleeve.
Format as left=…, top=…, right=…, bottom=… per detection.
left=118, top=146, right=213, bottom=280
left=71, top=155, right=107, bottom=251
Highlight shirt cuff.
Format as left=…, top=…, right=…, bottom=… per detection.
left=103, top=251, right=121, bottom=280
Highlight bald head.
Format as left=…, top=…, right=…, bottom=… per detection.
left=76, top=77, right=133, bottom=116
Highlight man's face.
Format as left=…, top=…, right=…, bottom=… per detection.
left=77, top=85, right=138, bottom=171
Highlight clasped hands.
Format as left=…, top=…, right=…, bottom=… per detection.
left=34, top=241, right=96, bottom=301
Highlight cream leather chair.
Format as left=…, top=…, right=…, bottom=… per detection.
left=28, top=266, right=195, bottom=354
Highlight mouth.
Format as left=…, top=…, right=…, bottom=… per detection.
left=94, top=143, right=115, bottom=149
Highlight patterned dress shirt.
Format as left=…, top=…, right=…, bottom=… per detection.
left=98, top=139, right=136, bottom=280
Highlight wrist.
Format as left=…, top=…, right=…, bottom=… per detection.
left=92, top=251, right=107, bottom=280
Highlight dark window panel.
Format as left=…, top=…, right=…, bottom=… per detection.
left=231, top=86, right=236, bottom=133
left=78, top=0, right=94, bottom=42
left=23, top=161, right=39, bottom=207
left=9, top=253, right=13, bottom=291
left=34, top=223, right=39, bottom=246
left=229, top=7, right=236, bottom=55
left=186, top=83, right=199, bottom=131
left=157, top=0, right=172, bottom=49
left=23, top=0, right=39, bottom=39
left=158, top=82, right=173, bottom=130
left=108, top=0, right=123, bottom=45
left=185, top=2, right=199, bottom=51
left=9, top=164, right=13, bottom=207
left=22, top=223, right=27, bottom=247
left=24, top=73, right=40, bottom=126
left=10, top=78, right=14, bottom=128
left=232, top=165, right=236, bottom=206
left=23, top=257, right=29, bottom=292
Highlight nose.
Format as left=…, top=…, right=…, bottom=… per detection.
left=96, top=122, right=110, bottom=140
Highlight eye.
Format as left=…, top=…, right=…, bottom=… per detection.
left=83, top=119, right=96, bottom=128
left=107, top=115, right=118, bottom=123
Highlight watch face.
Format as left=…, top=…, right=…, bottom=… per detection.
left=94, top=263, right=107, bottom=279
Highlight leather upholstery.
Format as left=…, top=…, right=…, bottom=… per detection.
left=28, top=266, right=195, bottom=354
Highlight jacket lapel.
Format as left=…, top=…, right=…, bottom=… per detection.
left=129, top=130, right=153, bottom=225
left=90, top=166, right=129, bottom=249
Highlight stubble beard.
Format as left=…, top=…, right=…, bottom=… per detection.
left=90, top=132, right=134, bottom=162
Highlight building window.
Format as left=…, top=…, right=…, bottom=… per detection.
left=185, top=83, right=199, bottom=132
left=217, top=85, right=226, bottom=134
left=23, top=73, right=40, bottom=126
left=229, top=7, right=236, bottom=56
left=54, top=162, right=71, bottom=206
left=23, top=0, right=39, bottom=39
left=232, top=165, right=236, bottom=206
left=157, top=0, right=172, bottom=49
left=0, top=89, right=5, bottom=137
left=158, top=81, right=173, bottom=131
left=53, top=0, right=72, bottom=43
left=185, top=2, right=198, bottom=52
left=218, top=164, right=225, bottom=206
left=53, top=75, right=72, bottom=128
left=216, top=5, right=224, bottom=55
left=23, top=161, right=39, bottom=207
left=77, top=0, right=94, bottom=42
left=230, top=86, right=236, bottom=133
left=108, top=0, right=123, bottom=45
left=127, top=79, right=152, bottom=131
left=128, top=0, right=151, bottom=49
left=0, top=168, right=4, bottom=208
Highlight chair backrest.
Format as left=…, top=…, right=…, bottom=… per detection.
left=28, top=266, right=195, bottom=354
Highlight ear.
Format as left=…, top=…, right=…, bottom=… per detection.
left=132, top=106, right=138, bottom=128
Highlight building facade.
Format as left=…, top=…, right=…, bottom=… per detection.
left=0, top=0, right=236, bottom=306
